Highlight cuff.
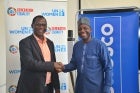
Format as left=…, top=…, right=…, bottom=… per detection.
left=62, top=65, right=66, bottom=72
left=103, top=86, right=111, bottom=93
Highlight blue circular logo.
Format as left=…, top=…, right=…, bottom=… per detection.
left=9, top=45, right=18, bottom=54
left=7, top=7, right=16, bottom=16
left=8, top=85, right=17, bottom=93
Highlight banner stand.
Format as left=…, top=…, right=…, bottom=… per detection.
left=6, top=1, right=68, bottom=93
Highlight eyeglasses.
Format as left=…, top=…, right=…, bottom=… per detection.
left=34, top=23, right=47, bottom=27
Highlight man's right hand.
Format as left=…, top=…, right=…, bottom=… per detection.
left=54, top=62, right=64, bottom=73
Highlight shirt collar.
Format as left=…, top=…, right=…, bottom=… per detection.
left=33, top=34, right=47, bottom=43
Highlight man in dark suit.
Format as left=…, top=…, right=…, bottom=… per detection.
left=16, top=15, right=61, bottom=93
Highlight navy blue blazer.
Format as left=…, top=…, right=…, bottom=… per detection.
left=16, top=34, right=60, bottom=93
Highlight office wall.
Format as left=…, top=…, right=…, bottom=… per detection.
left=0, top=0, right=6, bottom=93
left=81, top=0, right=140, bottom=9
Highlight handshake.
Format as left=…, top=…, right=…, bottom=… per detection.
left=54, top=62, right=64, bottom=73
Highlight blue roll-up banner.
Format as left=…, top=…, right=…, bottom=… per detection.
left=78, top=11, right=139, bottom=93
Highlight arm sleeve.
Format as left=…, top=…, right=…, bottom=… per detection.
left=63, top=44, right=77, bottom=72
left=51, top=41, right=60, bottom=90
left=100, top=43, right=113, bottom=93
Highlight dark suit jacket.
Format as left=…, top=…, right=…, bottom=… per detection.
left=16, top=34, right=60, bottom=93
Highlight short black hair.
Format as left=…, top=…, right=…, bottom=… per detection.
left=31, top=15, right=46, bottom=25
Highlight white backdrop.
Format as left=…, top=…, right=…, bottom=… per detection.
left=6, top=1, right=68, bottom=93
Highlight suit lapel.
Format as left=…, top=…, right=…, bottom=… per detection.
left=46, top=39, right=54, bottom=61
left=47, top=40, right=52, bottom=54
left=30, top=35, right=44, bottom=61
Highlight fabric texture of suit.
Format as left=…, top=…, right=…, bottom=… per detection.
left=16, top=34, right=60, bottom=93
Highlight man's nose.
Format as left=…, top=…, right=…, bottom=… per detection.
left=80, top=28, right=85, bottom=32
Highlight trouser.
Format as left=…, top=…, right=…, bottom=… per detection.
left=44, top=83, right=53, bottom=93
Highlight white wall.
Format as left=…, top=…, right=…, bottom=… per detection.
left=0, top=0, right=6, bottom=93
left=81, top=0, right=140, bottom=9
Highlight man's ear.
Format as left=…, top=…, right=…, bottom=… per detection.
left=90, top=28, right=92, bottom=32
left=31, top=24, right=33, bottom=28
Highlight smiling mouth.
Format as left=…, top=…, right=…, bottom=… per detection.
left=38, top=29, right=45, bottom=33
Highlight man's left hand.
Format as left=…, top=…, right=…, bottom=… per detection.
left=55, top=89, right=60, bottom=93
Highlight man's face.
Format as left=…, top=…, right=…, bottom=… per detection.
left=32, top=18, right=47, bottom=38
left=78, top=24, right=91, bottom=41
